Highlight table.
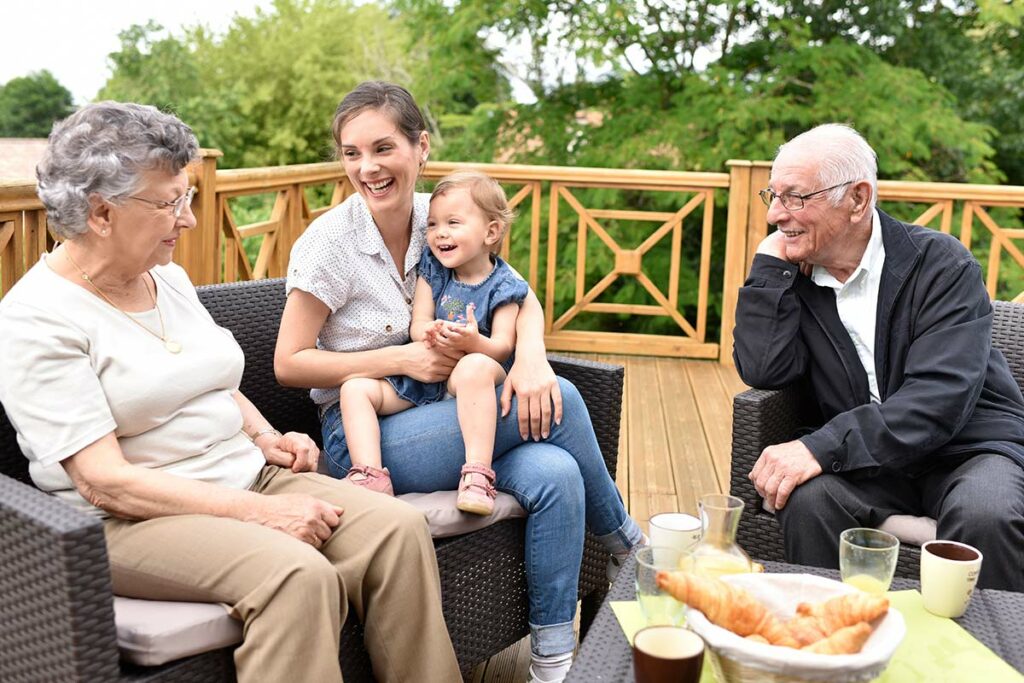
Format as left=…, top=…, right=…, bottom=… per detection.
left=566, top=557, right=1024, bottom=681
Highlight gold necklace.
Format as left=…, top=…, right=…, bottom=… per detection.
left=63, top=247, right=183, bottom=354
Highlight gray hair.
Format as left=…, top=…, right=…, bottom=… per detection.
left=36, top=102, right=199, bottom=239
left=777, top=123, right=878, bottom=209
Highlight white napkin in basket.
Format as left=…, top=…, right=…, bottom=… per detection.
left=684, top=573, right=906, bottom=683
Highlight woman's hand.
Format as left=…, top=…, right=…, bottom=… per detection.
left=258, top=431, right=320, bottom=473
left=402, top=341, right=460, bottom=382
left=501, top=354, right=563, bottom=440
left=249, top=493, right=344, bottom=547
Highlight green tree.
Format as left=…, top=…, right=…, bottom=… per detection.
left=99, top=0, right=448, bottom=168
left=0, top=70, right=75, bottom=137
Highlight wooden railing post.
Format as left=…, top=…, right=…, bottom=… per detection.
left=180, top=148, right=222, bottom=285
left=719, top=160, right=753, bottom=365
left=746, top=161, right=773, bottom=274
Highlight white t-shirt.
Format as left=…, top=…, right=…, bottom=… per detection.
left=811, top=209, right=886, bottom=403
left=287, top=192, right=430, bottom=406
left=0, top=256, right=265, bottom=518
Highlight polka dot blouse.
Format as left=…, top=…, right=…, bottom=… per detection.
left=286, top=192, right=430, bottom=406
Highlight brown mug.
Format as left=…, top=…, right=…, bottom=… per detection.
left=633, top=626, right=705, bottom=683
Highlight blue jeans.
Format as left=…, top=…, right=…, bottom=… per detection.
left=321, top=377, right=642, bottom=656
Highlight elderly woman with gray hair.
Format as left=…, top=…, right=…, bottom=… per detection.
left=0, top=101, right=460, bottom=683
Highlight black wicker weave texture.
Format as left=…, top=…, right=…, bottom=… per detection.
left=730, top=300, right=1024, bottom=579
left=0, top=476, right=121, bottom=682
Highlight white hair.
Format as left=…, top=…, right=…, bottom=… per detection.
left=36, top=102, right=199, bottom=239
left=776, top=123, right=878, bottom=209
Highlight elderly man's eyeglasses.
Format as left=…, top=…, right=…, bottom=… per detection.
left=125, top=186, right=198, bottom=218
left=758, top=181, right=854, bottom=211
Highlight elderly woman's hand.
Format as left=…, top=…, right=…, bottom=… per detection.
left=258, top=431, right=320, bottom=473
left=250, top=493, right=344, bottom=547
left=501, top=354, right=563, bottom=440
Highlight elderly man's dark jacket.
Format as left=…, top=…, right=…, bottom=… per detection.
left=733, top=209, right=1024, bottom=477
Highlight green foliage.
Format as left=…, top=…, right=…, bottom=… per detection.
left=0, top=70, right=74, bottom=137
left=92, top=0, right=1024, bottom=330
left=415, top=0, right=1017, bottom=335
left=100, top=0, right=425, bottom=168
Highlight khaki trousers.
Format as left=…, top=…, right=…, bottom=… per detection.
left=104, top=466, right=460, bottom=683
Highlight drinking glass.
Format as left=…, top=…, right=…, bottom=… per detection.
left=635, top=546, right=688, bottom=626
left=839, top=528, right=900, bottom=595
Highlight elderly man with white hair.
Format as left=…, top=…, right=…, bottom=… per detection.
left=733, top=123, right=1024, bottom=591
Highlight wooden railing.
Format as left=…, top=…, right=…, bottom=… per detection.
left=2, top=152, right=1022, bottom=364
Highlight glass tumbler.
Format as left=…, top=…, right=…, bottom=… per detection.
left=635, top=546, right=688, bottom=626
left=839, top=527, right=900, bottom=595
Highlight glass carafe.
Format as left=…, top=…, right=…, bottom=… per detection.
left=689, top=493, right=753, bottom=578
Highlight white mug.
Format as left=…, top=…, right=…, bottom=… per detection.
left=920, top=540, right=983, bottom=618
left=649, top=513, right=702, bottom=553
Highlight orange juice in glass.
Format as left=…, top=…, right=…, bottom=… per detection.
left=839, top=528, right=899, bottom=595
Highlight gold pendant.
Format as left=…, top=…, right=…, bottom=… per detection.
left=165, top=340, right=182, bottom=354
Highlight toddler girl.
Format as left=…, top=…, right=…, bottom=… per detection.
left=338, top=171, right=527, bottom=515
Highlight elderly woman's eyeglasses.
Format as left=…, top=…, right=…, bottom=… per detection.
left=125, top=186, right=198, bottom=218
left=758, top=181, right=854, bottom=211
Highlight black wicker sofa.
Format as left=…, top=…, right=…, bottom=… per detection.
left=0, top=277, right=623, bottom=682
left=730, top=299, right=1024, bottom=579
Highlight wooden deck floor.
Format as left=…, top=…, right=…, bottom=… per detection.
left=473, top=354, right=748, bottom=682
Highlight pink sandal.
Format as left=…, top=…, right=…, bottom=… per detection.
left=345, top=464, right=394, bottom=496
left=457, top=463, right=497, bottom=516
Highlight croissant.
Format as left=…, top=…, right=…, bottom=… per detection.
left=801, top=622, right=872, bottom=655
left=786, top=593, right=889, bottom=646
left=656, top=571, right=799, bottom=648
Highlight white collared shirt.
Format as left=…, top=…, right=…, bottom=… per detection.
left=811, top=209, right=886, bottom=403
left=287, top=192, right=429, bottom=406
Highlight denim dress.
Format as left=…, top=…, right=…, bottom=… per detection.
left=387, top=246, right=529, bottom=405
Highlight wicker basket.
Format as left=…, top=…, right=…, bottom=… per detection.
left=686, top=574, right=905, bottom=683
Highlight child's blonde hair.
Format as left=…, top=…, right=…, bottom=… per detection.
left=430, top=171, right=516, bottom=253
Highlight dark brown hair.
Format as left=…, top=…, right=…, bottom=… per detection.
left=331, top=81, right=427, bottom=155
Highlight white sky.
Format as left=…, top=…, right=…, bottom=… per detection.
left=1, top=0, right=277, bottom=104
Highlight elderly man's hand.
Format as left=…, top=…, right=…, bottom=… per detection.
left=749, top=439, right=822, bottom=510
left=260, top=431, right=320, bottom=473
left=756, top=231, right=790, bottom=261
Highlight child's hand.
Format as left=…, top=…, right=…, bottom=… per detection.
left=422, top=319, right=446, bottom=348
left=436, top=304, right=480, bottom=353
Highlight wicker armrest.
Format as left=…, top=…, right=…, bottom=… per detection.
left=0, top=474, right=121, bottom=681
left=729, top=385, right=814, bottom=513
left=547, top=355, right=624, bottom=481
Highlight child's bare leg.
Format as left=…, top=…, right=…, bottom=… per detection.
left=449, top=354, right=505, bottom=515
left=447, top=353, right=507, bottom=466
left=339, top=378, right=412, bottom=468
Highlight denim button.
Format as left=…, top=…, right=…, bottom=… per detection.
left=782, top=270, right=792, bottom=279
left=831, top=461, right=842, bottom=472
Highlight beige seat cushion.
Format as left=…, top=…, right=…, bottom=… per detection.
left=399, top=490, right=526, bottom=538
left=114, top=597, right=241, bottom=666
left=113, top=490, right=525, bottom=665
left=877, top=514, right=937, bottom=546
left=761, top=500, right=937, bottom=547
